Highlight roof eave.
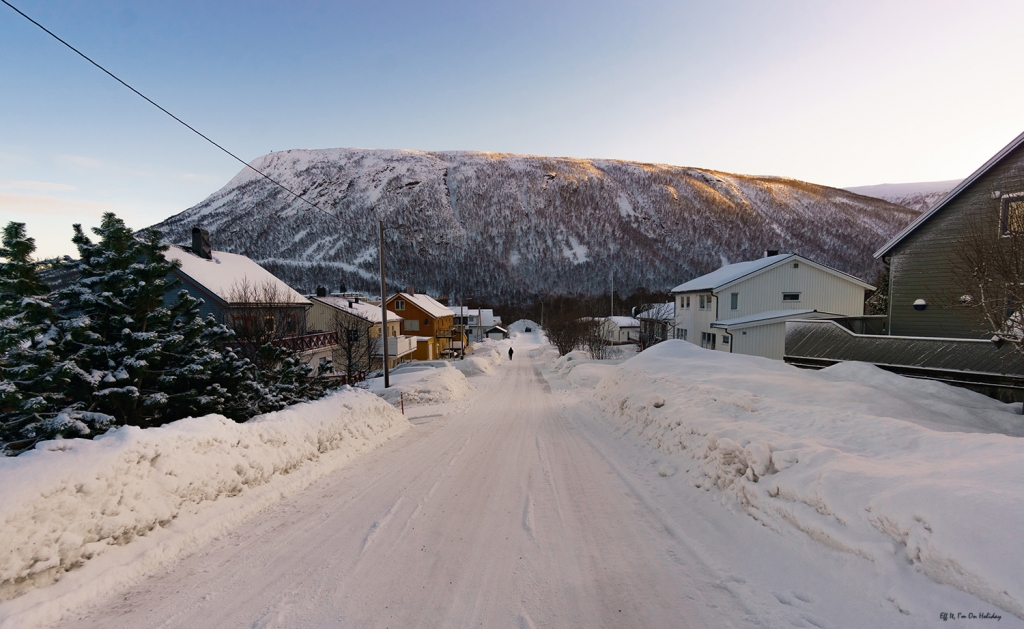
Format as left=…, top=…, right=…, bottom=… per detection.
left=873, top=129, right=1024, bottom=259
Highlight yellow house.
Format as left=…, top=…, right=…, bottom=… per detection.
left=385, top=292, right=456, bottom=360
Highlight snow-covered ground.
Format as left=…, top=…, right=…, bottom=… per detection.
left=0, top=388, right=409, bottom=629
left=546, top=340, right=1024, bottom=623
left=5, top=324, right=1021, bottom=628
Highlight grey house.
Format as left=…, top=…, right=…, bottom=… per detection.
left=785, top=130, right=1024, bottom=398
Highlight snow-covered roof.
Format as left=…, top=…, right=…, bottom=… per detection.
left=394, top=293, right=455, bottom=319
left=672, top=255, right=791, bottom=293
left=310, top=296, right=402, bottom=323
left=875, top=128, right=1024, bottom=259
left=449, top=306, right=497, bottom=327
left=606, top=316, right=641, bottom=328
left=672, top=254, right=873, bottom=293
left=710, top=309, right=836, bottom=330
left=486, top=326, right=508, bottom=333
left=637, top=302, right=675, bottom=321
left=166, top=245, right=310, bottom=306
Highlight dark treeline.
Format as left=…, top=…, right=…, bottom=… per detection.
left=494, top=287, right=672, bottom=327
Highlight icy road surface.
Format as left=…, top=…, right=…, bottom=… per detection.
left=64, top=354, right=749, bottom=628
left=62, top=346, right=1014, bottom=628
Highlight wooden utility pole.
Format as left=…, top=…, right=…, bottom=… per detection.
left=379, top=220, right=390, bottom=389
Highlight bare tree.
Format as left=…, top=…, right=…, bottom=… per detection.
left=544, top=316, right=589, bottom=356
left=950, top=216, right=1024, bottom=350
left=582, top=318, right=610, bottom=359
left=224, top=279, right=305, bottom=365
left=329, top=309, right=381, bottom=384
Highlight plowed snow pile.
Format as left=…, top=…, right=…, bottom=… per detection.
left=0, top=388, right=409, bottom=628
left=584, top=340, right=1024, bottom=619
left=370, top=361, right=471, bottom=405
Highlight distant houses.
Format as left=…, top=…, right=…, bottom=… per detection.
left=306, top=294, right=415, bottom=371
left=600, top=316, right=640, bottom=344
left=671, top=252, right=874, bottom=360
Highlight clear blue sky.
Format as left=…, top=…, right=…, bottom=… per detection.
left=2, top=0, right=1023, bottom=258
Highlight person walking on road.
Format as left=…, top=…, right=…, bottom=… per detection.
left=508, top=347, right=514, bottom=361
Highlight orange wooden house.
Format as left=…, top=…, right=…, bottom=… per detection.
left=385, top=292, right=456, bottom=360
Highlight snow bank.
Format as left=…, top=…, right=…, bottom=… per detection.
left=0, top=388, right=409, bottom=628
left=583, top=341, right=1024, bottom=619
left=370, top=362, right=471, bottom=406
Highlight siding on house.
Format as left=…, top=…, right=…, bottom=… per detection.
left=724, top=262, right=866, bottom=319
left=886, top=142, right=1024, bottom=338
left=731, top=322, right=786, bottom=359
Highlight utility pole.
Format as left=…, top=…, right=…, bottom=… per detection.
left=379, top=220, right=390, bottom=389
left=610, top=270, right=614, bottom=317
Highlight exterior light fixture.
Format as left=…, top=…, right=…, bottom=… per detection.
left=913, top=299, right=927, bottom=311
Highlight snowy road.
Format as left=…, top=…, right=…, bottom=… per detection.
left=64, top=352, right=751, bottom=628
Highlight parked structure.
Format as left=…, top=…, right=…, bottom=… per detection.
left=786, top=130, right=1024, bottom=399
left=386, top=292, right=457, bottom=359
left=672, top=252, right=873, bottom=360
left=485, top=326, right=509, bottom=341
left=307, top=295, right=414, bottom=371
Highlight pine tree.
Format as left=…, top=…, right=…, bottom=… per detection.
left=0, top=222, right=75, bottom=453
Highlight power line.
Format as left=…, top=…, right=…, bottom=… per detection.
left=1, top=0, right=329, bottom=216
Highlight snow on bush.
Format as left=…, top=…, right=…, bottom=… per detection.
left=370, top=362, right=471, bottom=406
left=585, top=340, right=1024, bottom=619
left=0, top=388, right=408, bottom=627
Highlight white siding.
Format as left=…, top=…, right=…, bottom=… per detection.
left=720, top=261, right=866, bottom=318
left=674, top=293, right=719, bottom=348
left=730, top=322, right=786, bottom=360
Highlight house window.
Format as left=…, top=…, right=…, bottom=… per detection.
left=782, top=292, right=801, bottom=301
left=700, top=332, right=716, bottom=349
left=1001, top=196, right=1024, bottom=235
left=395, top=300, right=405, bottom=310
left=676, top=328, right=687, bottom=340
left=722, top=335, right=730, bottom=345
left=264, top=315, right=276, bottom=333
left=347, top=329, right=360, bottom=343
left=685, top=295, right=691, bottom=309
left=730, top=293, right=739, bottom=310
left=284, top=314, right=297, bottom=335
left=792, top=262, right=800, bottom=269
left=405, top=319, right=420, bottom=332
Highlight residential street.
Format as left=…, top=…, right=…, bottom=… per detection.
left=62, top=352, right=751, bottom=629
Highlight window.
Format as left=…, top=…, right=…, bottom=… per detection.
left=792, top=262, right=800, bottom=269
left=699, top=295, right=712, bottom=309
left=700, top=332, right=716, bottom=349
left=405, top=319, right=420, bottom=331
left=685, top=295, right=691, bottom=309
left=284, top=314, right=297, bottom=335
left=1002, top=196, right=1024, bottom=235
left=347, top=329, right=360, bottom=343
left=722, top=335, right=730, bottom=345
left=264, top=315, right=276, bottom=333
left=395, top=300, right=405, bottom=311
left=676, top=328, right=687, bottom=340
left=782, top=292, right=801, bottom=301
left=730, top=293, right=739, bottom=310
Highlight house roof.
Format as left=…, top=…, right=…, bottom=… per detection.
left=710, top=309, right=836, bottom=330
left=874, top=129, right=1024, bottom=259
left=606, top=316, right=641, bottom=328
left=391, top=293, right=454, bottom=319
left=310, top=296, right=402, bottom=323
left=166, top=245, right=310, bottom=306
left=450, top=306, right=497, bottom=327
left=671, top=253, right=873, bottom=293
left=486, top=326, right=508, bottom=333
left=672, top=255, right=791, bottom=293
left=637, top=302, right=675, bottom=321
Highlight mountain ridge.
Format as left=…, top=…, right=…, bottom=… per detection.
left=153, top=148, right=919, bottom=303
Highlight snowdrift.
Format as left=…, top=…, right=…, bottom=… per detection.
left=370, top=362, right=471, bottom=405
left=575, top=341, right=1024, bottom=619
left=0, top=388, right=409, bottom=628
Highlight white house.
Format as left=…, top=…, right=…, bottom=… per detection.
left=450, top=306, right=501, bottom=343
left=671, top=253, right=874, bottom=360
left=601, top=316, right=641, bottom=344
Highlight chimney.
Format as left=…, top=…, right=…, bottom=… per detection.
left=405, top=286, right=416, bottom=295
left=192, top=227, right=212, bottom=260
left=316, top=285, right=327, bottom=297
left=764, top=249, right=779, bottom=258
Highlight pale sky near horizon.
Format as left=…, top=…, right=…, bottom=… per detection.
left=2, top=0, right=1023, bottom=258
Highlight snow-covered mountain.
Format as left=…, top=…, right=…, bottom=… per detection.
left=844, top=179, right=962, bottom=213
left=154, top=149, right=919, bottom=303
